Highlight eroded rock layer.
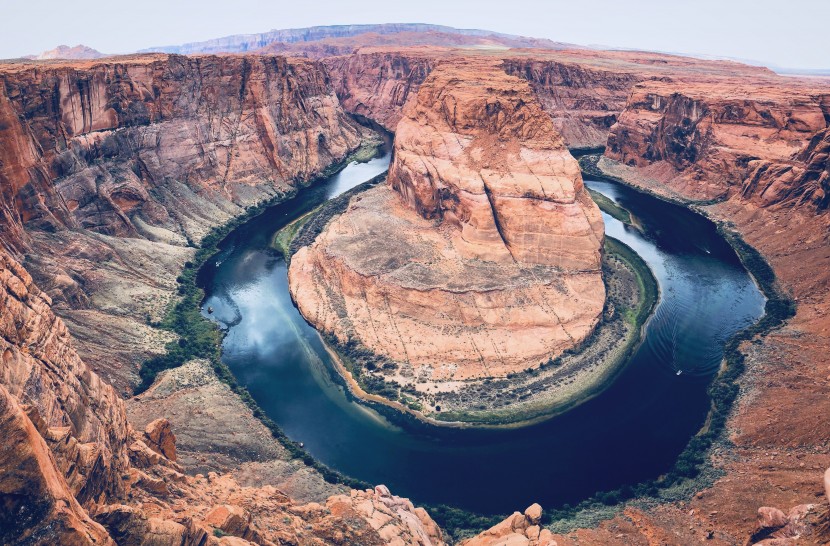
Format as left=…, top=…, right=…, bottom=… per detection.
left=605, top=79, right=830, bottom=202
left=0, top=54, right=368, bottom=391
left=290, top=60, right=605, bottom=381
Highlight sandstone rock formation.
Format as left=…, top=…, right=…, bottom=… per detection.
left=324, top=49, right=437, bottom=130
left=0, top=245, right=446, bottom=545
left=460, top=504, right=557, bottom=546
left=576, top=72, right=830, bottom=545
left=325, top=46, right=777, bottom=146
left=290, top=60, right=605, bottom=384
left=0, top=53, right=368, bottom=391
left=2, top=36, right=830, bottom=546
left=605, top=79, right=830, bottom=203
left=0, top=249, right=130, bottom=505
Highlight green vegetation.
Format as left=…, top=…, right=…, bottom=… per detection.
left=133, top=141, right=795, bottom=538
left=588, top=188, right=631, bottom=224
left=605, top=237, right=658, bottom=327
left=537, top=159, right=799, bottom=532
left=135, top=147, right=385, bottom=492
left=272, top=209, right=316, bottom=259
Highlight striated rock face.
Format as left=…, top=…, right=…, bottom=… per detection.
left=0, top=384, right=114, bottom=545
left=0, top=243, right=444, bottom=545
left=0, top=53, right=368, bottom=391
left=323, top=47, right=780, bottom=149
left=290, top=60, right=605, bottom=381
left=605, top=79, right=830, bottom=202
left=0, top=249, right=130, bottom=505
left=388, top=60, right=604, bottom=270
left=502, top=58, right=641, bottom=150
left=0, top=54, right=364, bottom=251
left=324, top=49, right=437, bottom=131
left=584, top=73, right=830, bottom=546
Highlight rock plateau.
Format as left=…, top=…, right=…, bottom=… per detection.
left=289, top=59, right=605, bottom=386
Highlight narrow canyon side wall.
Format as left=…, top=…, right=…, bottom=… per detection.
left=501, top=58, right=640, bottom=150
left=604, top=80, right=830, bottom=203
left=324, top=49, right=437, bottom=131
left=290, top=59, right=605, bottom=381
left=0, top=54, right=367, bottom=390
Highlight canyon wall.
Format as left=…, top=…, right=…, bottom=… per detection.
left=290, top=59, right=605, bottom=385
left=0, top=54, right=368, bottom=391
left=2, top=45, right=830, bottom=546
left=605, top=79, right=830, bottom=202
left=0, top=53, right=447, bottom=545
left=501, top=58, right=640, bottom=149
left=0, top=247, right=124, bottom=544
left=324, top=49, right=438, bottom=131
left=0, top=246, right=446, bottom=545
left=324, top=48, right=779, bottom=151
left=577, top=75, right=830, bottom=545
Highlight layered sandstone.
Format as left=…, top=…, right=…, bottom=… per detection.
left=557, top=74, right=830, bottom=545
left=324, top=49, right=438, bottom=131
left=0, top=245, right=445, bottom=545
left=324, top=46, right=777, bottom=146
left=604, top=79, right=830, bottom=202
left=0, top=54, right=368, bottom=390
left=290, top=60, right=605, bottom=385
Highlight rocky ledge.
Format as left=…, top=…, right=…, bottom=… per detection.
left=288, top=59, right=608, bottom=418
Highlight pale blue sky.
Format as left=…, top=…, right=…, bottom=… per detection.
left=1, top=0, right=827, bottom=70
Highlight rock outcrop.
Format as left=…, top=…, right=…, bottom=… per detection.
left=324, top=46, right=778, bottom=148
left=324, top=49, right=437, bottom=131
left=461, top=504, right=557, bottom=546
left=290, top=60, right=604, bottom=385
left=0, top=53, right=367, bottom=391
left=0, top=244, right=445, bottom=545
left=605, top=79, right=830, bottom=203
left=0, top=249, right=130, bottom=505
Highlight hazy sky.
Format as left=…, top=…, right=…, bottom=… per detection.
left=1, top=0, right=827, bottom=69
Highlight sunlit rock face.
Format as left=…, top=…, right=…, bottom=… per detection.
left=290, top=59, right=605, bottom=381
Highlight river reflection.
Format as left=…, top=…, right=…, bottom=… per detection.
left=198, top=146, right=764, bottom=514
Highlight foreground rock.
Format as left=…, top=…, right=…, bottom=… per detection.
left=290, top=59, right=604, bottom=397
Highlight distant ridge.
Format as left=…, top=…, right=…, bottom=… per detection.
left=35, top=44, right=105, bottom=60
left=138, top=23, right=580, bottom=55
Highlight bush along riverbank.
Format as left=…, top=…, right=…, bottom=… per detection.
left=536, top=158, right=798, bottom=533
left=135, top=139, right=386, bottom=491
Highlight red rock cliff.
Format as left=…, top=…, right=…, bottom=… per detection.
left=290, top=59, right=605, bottom=384
left=605, top=79, right=830, bottom=203
left=0, top=54, right=368, bottom=391
left=0, top=54, right=365, bottom=252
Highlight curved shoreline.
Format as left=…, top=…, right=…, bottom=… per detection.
left=155, top=144, right=786, bottom=525
left=313, top=239, right=658, bottom=429
left=280, top=179, right=660, bottom=428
